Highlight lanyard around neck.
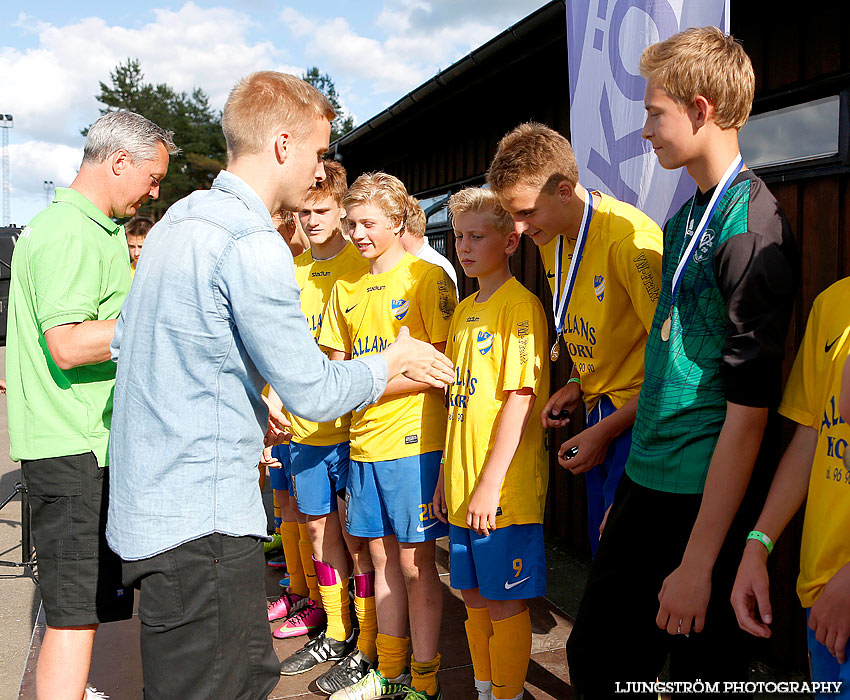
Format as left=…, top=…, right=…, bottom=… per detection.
left=553, top=191, right=595, bottom=335
left=670, top=154, right=743, bottom=305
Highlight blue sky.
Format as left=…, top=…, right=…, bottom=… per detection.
left=0, top=0, right=549, bottom=225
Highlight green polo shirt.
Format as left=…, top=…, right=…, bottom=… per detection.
left=6, top=188, right=131, bottom=466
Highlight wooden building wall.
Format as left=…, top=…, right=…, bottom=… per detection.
left=733, top=4, right=850, bottom=668
left=336, top=0, right=850, bottom=669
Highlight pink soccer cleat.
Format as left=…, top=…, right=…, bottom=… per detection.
left=273, top=600, right=327, bottom=639
left=267, top=592, right=305, bottom=622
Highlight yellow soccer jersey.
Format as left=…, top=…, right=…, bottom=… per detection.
left=778, top=278, right=850, bottom=609
left=443, top=278, right=550, bottom=527
left=540, top=192, right=662, bottom=410
left=288, top=244, right=369, bottom=446
left=320, top=253, right=457, bottom=462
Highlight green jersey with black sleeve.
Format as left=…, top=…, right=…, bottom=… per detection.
left=626, top=170, right=798, bottom=494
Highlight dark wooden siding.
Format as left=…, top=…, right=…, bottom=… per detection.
left=734, top=3, right=850, bottom=666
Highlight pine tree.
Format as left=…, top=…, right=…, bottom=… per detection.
left=85, top=59, right=227, bottom=219
left=302, top=66, right=356, bottom=142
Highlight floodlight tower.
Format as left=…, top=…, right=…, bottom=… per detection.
left=0, top=114, right=13, bottom=226
left=43, top=180, right=54, bottom=208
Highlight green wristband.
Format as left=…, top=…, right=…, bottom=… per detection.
left=747, top=530, right=774, bottom=555
left=567, top=377, right=581, bottom=386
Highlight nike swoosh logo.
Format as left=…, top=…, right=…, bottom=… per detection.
left=504, top=576, right=530, bottom=590
left=416, top=521, right=439, bottom=533
left=825, top=336, right=841, bottom=353
left=546, top=271, right=555, bottom=279
left=345, top=304, right=359, bottom=313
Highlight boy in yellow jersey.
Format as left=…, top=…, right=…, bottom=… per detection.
left=432, top=188, right=549, bottom=700
left=488, top=122, right=663, bottom=554
left=320, top=172, right=456, bottom=700
left=276, top=161, right=380, bottom=693
left=265, top=206, right=326, bottom=629
left=731, top=278, right=850, bottom=694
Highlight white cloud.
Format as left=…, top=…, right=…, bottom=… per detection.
left=8, top=140, right=81, bottom=192
left=281, top=9, right=426, bottom=94
left=280, top=0, right=548, bottom=112
left=6, top=140, right=82, bottom=223
left=2, top=0, right=550, bottom=224
left=1, top=2, right=304, bottom=223
left=3, top=4, right=302, bottom=147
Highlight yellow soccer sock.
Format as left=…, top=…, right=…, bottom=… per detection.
left=318, top=579, right=352, bottom=642
left=297, top=522, right=322, bottom=607
left=354, top=594, right=378, bottom=661
left=464, top=605, right=493, bottom=685
left=281, top=521, right=307, bottom=597
left=376, top=632, right=409, bottom=680
left=411, top=653, right=441, bottom=696
left=490, top=609, right=532, bottom=699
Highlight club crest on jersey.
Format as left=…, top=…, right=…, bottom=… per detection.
left=693, top=230, right=716, bottom=263
left=391, top=299, right=409, bottom=321
left=477, top=330, right=493, bottom=355
left=594, top=275, right=605, bottom=302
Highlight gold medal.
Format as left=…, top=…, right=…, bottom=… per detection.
left=660, top=315, right=672, bottom=342
left=550, top=339, right=560, bottom=362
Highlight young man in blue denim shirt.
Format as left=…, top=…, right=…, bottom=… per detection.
left=106, top=71, right=454, bottom=700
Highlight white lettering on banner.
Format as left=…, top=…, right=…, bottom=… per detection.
left=614, top=680, right=844, bottom=694
left=566, top=0, right=729, bottom=227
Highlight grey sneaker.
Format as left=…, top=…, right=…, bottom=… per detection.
left=279, top=631, right=351, bottom=675
left=328, top=668, right=411, bottom=700
left=317, top=648, right=374, bottom=694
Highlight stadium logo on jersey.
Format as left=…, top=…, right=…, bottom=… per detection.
left=594, top=275, right=605, bottom=302
left=392, top=299, right=409, bottom=320
left=477, top=330, right=493, bottom=355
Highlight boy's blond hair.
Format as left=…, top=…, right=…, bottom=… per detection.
left=222, top=71, right=335, bottom=159
left=307, top=159, right=348, bottom=207
left=640, top=27, right=754, bottom=130
left=487, top=123, right=579, bottom=195
left=405, top=197, right=427, bottom=238
left=448, top=188, right=514, bottom=237
left=343, top=172, right=409, bottom=229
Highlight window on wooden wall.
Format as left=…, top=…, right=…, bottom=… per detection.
left=741, top=93, right=848, bottom=175
left=419, top=192, right=451, bottom=255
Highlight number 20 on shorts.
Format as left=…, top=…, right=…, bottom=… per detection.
left=419, top=503, right=436, bottom=521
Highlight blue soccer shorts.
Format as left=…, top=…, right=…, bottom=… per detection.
left=807, top=609, right=850, bottom=698
left=449, top=522, right=547, bottom=600
left=290, top=441, right=350, bottom=516
left=269, top=443, right=293, bottom=496
left=346, top=451, right=448, bottom=543
left=585, top=395, right=632, bottom=556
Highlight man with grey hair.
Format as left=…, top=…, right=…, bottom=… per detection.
left=6, top=110, right=176, bottom=700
